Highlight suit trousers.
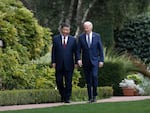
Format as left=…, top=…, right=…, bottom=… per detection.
left=55, top=66, right=73, bottom=101
left=83, top=64, right=99, bottom=100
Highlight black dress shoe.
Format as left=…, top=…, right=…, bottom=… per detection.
left=88, top=97, right=96, bottom=103
left=92, top=96, right=96, bottom=102
left=88, top=99, right=93, bottom=103
left=64, top=100, right=70, bottom=103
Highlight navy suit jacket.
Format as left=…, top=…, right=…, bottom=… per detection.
left=77, top=32, right=104, bottom=67
left=52, top=34, right=77, bottom=71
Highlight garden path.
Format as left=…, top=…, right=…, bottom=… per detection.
left=0, top=96, right=150, bottom=111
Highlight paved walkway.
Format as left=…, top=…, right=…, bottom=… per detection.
left=0, top=96, right=150, bottom=111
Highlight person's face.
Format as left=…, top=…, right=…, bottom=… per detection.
left=83, top=24, right=92, bottom=34
left=61, top=26, right=70, bottom=36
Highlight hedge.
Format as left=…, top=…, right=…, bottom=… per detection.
left=0, top=86, right=113, bottom=106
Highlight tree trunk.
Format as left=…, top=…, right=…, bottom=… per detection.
left=75, top=0, right=97, bottom=38
left=75, top=0, right=82, bottom=38
left=81, top=0, right=97, bottom=23
left=66, top=0, right=75, bottom=25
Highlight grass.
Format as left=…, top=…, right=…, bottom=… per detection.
left=1, top=99, right=150, bottom=113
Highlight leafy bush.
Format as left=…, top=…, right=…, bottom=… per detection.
left=99, top=62, right=125, bottom=95
left=0, top=0, right=55, bottom=90
left=0, top=87, right=113, bottom=106
left=0, top=63, right=56, bottom=90
left=0, top=89, right=60, bottom=105
left=115, top=13, right=150, bottom=64
left=0, top=0, right=52, bottom=60
left=94, top=23, right=114, bottom=48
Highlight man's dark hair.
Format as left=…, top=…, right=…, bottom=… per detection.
left=60, top=23, right=70, bottom=29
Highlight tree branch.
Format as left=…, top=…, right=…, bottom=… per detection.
left=66, top=0, right=75, bottom=25
left=75, top=0, right=97, bottom=38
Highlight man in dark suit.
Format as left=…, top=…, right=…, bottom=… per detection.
left=77, top=21, right=104, bottom=103
left=51, top=23, right=77, bottom=103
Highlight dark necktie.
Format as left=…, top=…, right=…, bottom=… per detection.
left=63, top=36, right=66, bottom=48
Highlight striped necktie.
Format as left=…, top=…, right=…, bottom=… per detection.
left=87, top=34, right=90, bottom=48
left=63, top=36, right=66, bottom=48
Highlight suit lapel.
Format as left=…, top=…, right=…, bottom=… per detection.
left=65, top=36, right=71, bottom=48
left=83, top=33, right=95, bottom=48
left=83, top=34, right=89, bottom=48
left=90, top=33, right=96, bottom=48
left=58, top=35, right=63, bottom=48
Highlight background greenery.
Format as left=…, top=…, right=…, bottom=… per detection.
left=0, top=87, right=113, bottom=106
left=115, top=13, right=150, bottom=64
left=0, top=0, right=150, bottom=98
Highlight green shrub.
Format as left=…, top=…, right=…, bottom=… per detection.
left=0, top=87, right=113, bottom=106
left=0, top=89, right=60, bottom=105
left=0, top=0, right=54, bottom=90
left=100, top=48, right=139, bottom=95
left=0, top=0, right=52, bottom=60
left=115, top=13, right=150, bottom=64
left=99, top=62, right=125, bottom=95
left=94, top=23, right=114, bottom=48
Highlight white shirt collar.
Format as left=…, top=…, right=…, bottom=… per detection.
left=61, top=35, right=68, bottom=43
left=61, top=35, right=68, bottom=39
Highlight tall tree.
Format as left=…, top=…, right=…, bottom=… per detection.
left=20, top=0, right=150, bottom=38
left=75, top=0, right=97, bottom=37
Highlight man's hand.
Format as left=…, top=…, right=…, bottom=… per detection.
left=99, top=62, right=104, bottom=68
left=52, top=63, right=56, bottom=68
left=77, top=60, right=82, bottom=67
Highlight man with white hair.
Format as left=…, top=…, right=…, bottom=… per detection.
left=77, top=21, right=104, bottom=103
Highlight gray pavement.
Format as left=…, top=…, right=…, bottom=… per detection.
left=0, top=96, right=150, bottom=111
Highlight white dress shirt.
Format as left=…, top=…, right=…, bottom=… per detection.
left=62, top=35, right=68, bottom=45
left=86, top=32, right=92, bottom=45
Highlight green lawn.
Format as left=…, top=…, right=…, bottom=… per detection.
left=1, top=99, right=150, bottom=113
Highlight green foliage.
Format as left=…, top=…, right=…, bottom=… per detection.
left=72, top=69, right=81, bottom=88
left=0, top=50, right=80, bottom=90
left=115, top=13, right=150, bottom=64
left=34, top=64, right=56, bottom=89
left=127, top=73, right=142, bottom=84
left=99, top=62, right=124, bottom=94
left=21, top=0, right=150, bottom=46
left=100, top=48, right=139, bottom=95
left=32, top=52, right=81, bottom=89
left=0, top=87, right=113, bottom=106
left=105, top=0, right=150, bottom=28
left=0, top=89, right=60, bottom=105
left=94, top=23, right=114, bottom=48
left=0, top=0, right=54, bottom=90
left=0, top=62, right=56, bottom=90
left=0, top=0, right=52, bottom=60
left=72, top=86, right=113, bottom=101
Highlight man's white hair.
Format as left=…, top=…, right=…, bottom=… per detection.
left=83, top=21, right=93, bottom=29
